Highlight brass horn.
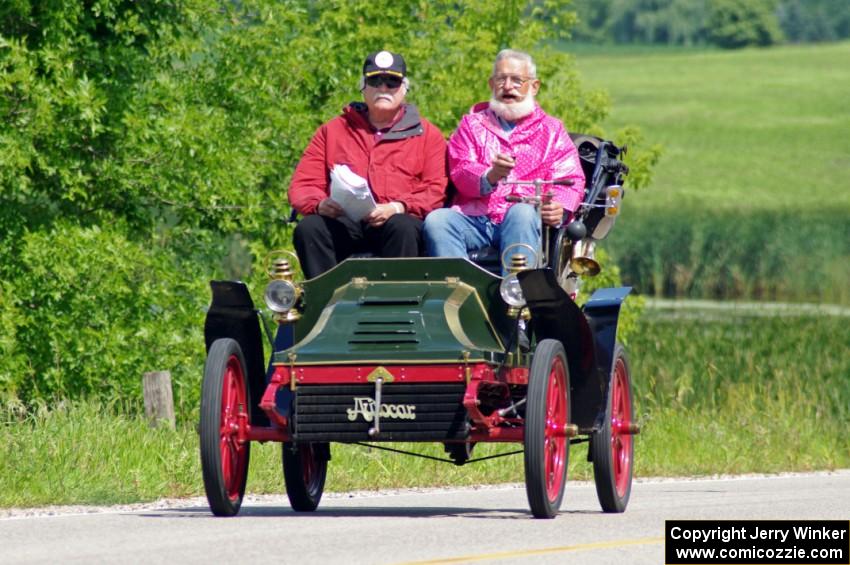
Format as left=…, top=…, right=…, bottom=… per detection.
left=569, top=239, right=601, bottom=277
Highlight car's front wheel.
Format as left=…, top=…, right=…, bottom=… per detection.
left=524, top=339, right=570, bottom=519
left=200, top=338, right=251, bottom=517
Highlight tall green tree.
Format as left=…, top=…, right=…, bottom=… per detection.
left=571, top=0, right=850, bottom=47
left=707, top=0, right=783, bottom=48
left=778, top=0, right=850, bottom=42
left=572, top=0, right=710, bottom=46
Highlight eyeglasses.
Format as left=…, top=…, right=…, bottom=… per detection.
left=492, top=74, right=534, bottom=87
left=365, top=75, right=403, bottom=89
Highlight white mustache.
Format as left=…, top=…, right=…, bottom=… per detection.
left=490, top=94, right=535, bottom=121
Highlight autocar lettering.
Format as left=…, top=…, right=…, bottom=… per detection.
left=346, top=397, right=417, bottom=422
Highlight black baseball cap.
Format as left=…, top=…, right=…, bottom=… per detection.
left=363, top=50, right=406, bottom=78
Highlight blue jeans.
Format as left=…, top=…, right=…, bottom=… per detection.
left=423, top=204, right=541, bottom=274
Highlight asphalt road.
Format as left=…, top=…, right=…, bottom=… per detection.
left=2, top=471, right=848, bottom=564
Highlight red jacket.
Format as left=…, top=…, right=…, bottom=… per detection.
left=289, top=103, right=447, bottom=219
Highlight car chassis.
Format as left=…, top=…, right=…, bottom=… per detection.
left=200, top=135, right=638, bottom=519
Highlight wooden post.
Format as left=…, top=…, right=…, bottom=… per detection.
left=143, top=370, right=175, bottom=429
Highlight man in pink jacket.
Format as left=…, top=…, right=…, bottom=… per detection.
left=424, top=49, right=585, bottom=272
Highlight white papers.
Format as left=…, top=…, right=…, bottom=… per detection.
left=330, top=164, right=376, bottom=221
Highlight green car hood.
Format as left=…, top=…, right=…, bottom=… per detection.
left=275, top=258, right=510, bottom=365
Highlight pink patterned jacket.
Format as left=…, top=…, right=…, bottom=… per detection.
left=447, top=102, right=585, bottom=224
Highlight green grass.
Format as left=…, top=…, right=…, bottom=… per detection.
left=611, top=208, right=850, bottom=303
left=0, top=400, right=200, bottom=506
left=572, top=42, right=850, bottom=302
left=632, top=309, right=850, bottom=474
left=632, top=309, right=850, bottom=413
left=3, top=308, right=847, bottom=508
left=576, top=42, right=850, bottom=209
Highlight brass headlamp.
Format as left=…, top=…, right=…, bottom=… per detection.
left=499, top=245, right=536, bottom=319
left=263, top=255, right=303, bottom=324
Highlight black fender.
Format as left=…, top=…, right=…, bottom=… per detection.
left=204, top=281, right=269, bottom=427
left=518, top=269, right=631, bottom=429
left=581, top=286, right=632, bottom=430
left=519, top=269, right=598, bottom=428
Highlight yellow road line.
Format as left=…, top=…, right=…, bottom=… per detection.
left=394, top=536, right=665, bottom=564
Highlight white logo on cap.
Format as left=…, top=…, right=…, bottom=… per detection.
left=375, top=51, right=394, bottom=69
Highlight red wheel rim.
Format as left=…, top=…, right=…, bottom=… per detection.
left=544, top=356, right=568, bottom=501
left=219, top=354, right=249, bottom=502
left=610, top=357, right=632, bottom=497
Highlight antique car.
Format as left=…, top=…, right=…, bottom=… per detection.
left=199, top=135, right=638, bottom=519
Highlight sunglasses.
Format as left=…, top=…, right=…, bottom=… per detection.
left=365, top=75, right=403, bottom=89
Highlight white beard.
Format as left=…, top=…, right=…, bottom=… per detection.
left=489, top=94, right=536, bottom=122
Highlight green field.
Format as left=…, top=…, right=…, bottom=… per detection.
left=3, top=308, right=847, bottom=508
left=572, top=42, right=850, bottom=303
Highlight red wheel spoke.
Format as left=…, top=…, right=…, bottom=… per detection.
left=222, top=367, right=234, bottom=417
left=544, top=357, right=567, bottom=501
left=220, top=355, right=249, bottom=501
left=610, top=358, right=632, bottom=497
left=220, top=437, right=232, bottom=487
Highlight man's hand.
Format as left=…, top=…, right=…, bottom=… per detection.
left=486, top=152, right=516, bottom=185
left=364, top=203, right=402, bottom=228
left=317, top=198, right=345, bottom=218
left=541, top=200, right=565, bottom=227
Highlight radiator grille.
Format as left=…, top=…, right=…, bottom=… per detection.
left=292, top=383, right=469, bottom=442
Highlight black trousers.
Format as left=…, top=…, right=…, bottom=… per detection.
left=293, top=213, right=424, bottom=279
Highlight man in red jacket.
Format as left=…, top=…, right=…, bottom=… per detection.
left=289, top=51, right=448, bottom=278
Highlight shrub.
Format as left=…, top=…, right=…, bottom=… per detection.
left=1, top=223, right=206, bottom=415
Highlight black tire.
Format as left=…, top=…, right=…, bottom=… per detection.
left=282, top=442, right=329, bottom=511
left=591, top=343, right=634, bottom=513
left=200, top=338, right=251, bottom=517
left=524, top=339, right=571, bottom=519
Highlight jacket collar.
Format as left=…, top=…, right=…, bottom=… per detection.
left=344, top=102, right=424, bottom=140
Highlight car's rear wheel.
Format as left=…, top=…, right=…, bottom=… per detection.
left=524, top=339, right=570, bottom=519
left=200, top=338, right=251, bottom=517
left=591, top=344, right=634, bottom=513
left=282, top=442, right=328, bottom=511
